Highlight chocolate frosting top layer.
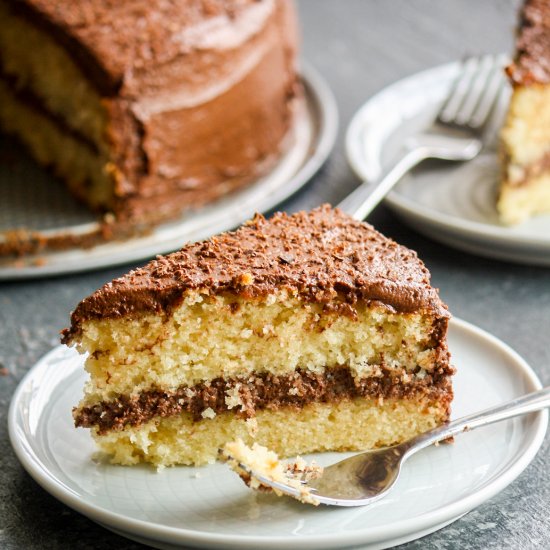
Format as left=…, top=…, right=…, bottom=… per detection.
left=15, top=0, right=277, bottom=96
left=63, top=206, right=449, bottom=342
left=507, top=0, right=550, bottom=85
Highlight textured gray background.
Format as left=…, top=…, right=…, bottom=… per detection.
left=1, top=0, right=549, bottom=549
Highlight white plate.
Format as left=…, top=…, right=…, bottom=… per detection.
left=9, top=318, right=547, bottom=550
left=0, top=63, right=338, bottom=280
left=346, top=59, right=550, bottom=266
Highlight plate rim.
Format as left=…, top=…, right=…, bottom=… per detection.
left=345, top=58, right=550, bottom=252
left=0, top=61, right=338, bottom=281
left=8, top=317, right=548, bottom=549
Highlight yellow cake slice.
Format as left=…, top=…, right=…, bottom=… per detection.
left=499, top=0, right=550, bottom=224
left=62, top=206, right=454, bottom=467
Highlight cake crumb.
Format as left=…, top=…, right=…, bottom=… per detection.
left=201, top=407, right=216, bottom=419
left=238, top=273, right=253, bottom=285
left=416, top=368, right=427, bottom=380
left=225, top=384, right=244, bottom=409
left=221, top=439, right=323, bottom=506
left=185, top=293, right=204, bottom=305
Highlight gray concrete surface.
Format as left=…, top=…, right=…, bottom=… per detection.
left=1, top=1, right=548, bottom=548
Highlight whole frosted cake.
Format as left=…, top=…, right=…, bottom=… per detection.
left=0, top=0, right=299, bottom=229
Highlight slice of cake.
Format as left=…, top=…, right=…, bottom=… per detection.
left=0, top=0, right=299, bottom=229
left=62, top=206, right=454, bottom=467
left=499, top=0, right=550, bottom=224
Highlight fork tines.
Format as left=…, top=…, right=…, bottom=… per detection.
left=437, top=54, right=508, bottom=131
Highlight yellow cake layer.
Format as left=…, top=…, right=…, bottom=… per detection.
left=499, top=83, right=550, bottom=224
left=0, top=79, right=115, bottom=210
left=76, top=290, right=445, bottom=405
left=498, top=170, right=550, bottom=224
left=94, top=396, right=450, bottom=467
left=501, top=84, right=550, bottom=175
left=0, top=1, right=107, bottom=151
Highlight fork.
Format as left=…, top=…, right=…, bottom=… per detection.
left=229, top=385, right=550, bottom=506
left=338, top=54, right=508, bottom=220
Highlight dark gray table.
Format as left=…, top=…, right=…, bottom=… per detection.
left=1, top=1, right=548, bottom=549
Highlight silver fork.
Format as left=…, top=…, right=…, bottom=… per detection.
left=338, top=54, right=508, bottom=220
left=228, top=386, right=550, bottom=506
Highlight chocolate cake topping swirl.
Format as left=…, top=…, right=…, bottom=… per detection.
left=507, top=0, right=550, bottom=85
left=62, top=206, right=449, bottom=343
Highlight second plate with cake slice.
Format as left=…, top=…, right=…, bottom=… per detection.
left=346, top=58, right=550, bottom=266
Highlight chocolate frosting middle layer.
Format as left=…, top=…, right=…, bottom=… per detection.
left=75, top=364, right=455, bottom=434
left=63, top=206, right=450, bottom=342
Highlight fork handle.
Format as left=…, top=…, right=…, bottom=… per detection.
left=337, top=147, right=429, bottom=220
left=404, top=386, right=550, bottom=457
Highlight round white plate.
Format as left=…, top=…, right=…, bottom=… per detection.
left=0, top=63, right=338, bottom=280
left=9, top=318, right=547, bottom=550
left=346, top=59, right=550, bottom=266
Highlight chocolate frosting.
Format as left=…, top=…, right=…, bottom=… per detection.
left=63, top=206, right=450, bottom=343
left=75, top=365, right=454, bottom=434
left=507, top=0, right=550, bottom=85
left=12, top=0, right=280, bottom=96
